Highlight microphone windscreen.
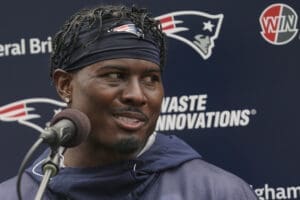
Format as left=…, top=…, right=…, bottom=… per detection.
left=50, top=108, right=91, bottom=147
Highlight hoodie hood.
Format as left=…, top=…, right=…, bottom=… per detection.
left=26, top=133, right=201, bottom=199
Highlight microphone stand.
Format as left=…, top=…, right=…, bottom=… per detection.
left=34, top=146, right=66, bottom=200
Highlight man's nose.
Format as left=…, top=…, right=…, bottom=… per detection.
left=120, top=79, right=147, bottom=106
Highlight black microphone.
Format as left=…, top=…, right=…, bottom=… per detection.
left=39, top=108, right=91, bottom=148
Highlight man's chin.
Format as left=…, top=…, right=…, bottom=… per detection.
left=111, top=136, right=144, bottom=155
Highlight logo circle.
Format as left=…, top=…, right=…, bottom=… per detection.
left=259, top=3, right=298, bottom=45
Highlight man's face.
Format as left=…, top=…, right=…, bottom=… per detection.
left=68, top=58, right=164, bottom=155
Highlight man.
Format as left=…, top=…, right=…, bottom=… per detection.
left=0, top=5, right=258, bottom=200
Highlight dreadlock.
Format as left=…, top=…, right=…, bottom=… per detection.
left=50, top=5, right=166, bottom=76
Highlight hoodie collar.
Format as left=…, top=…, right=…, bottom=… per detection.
left=27, top=133, right=201, bottom=199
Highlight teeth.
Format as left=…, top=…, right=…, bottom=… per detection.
left=118, top=116, right=139, bottom=123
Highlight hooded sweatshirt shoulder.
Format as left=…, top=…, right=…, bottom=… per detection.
left=142, top=159, right=258, bottom=200
left=0, top=173, right=55, bottom=200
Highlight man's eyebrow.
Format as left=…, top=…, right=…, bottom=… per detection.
left=95, top=65, right=128, bottom=71
left=144, top=66, right=162, bottom=73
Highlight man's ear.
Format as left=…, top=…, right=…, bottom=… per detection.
left=52, top=69, right=73, bottom=102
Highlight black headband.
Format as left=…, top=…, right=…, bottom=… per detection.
left=58, top=22, right=160, bottom=72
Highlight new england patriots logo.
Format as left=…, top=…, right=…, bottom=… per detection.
left=156, top=11, right=224, bottom=60
left=0, top=98, right=66, bottom=133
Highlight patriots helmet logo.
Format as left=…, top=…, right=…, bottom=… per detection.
left=0, top=98, right=66, bottom=133
left=156, top=11, right=224, bottom=60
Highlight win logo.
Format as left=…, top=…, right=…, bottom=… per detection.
left=259, top=3, right=298, bottom=45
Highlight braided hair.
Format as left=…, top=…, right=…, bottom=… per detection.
left=50, top=5, right=166, bottom=76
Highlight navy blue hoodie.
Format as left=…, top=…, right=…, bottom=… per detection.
left=0, top=133, right=258, bottom=200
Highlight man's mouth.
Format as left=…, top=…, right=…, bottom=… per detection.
left=113, top=111, right=148, bottom=131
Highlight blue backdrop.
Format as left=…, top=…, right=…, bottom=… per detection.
left=0, top=1, right=299, bottom=199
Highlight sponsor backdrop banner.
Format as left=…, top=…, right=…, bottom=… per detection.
left=0, top=0, right=299, bottom=199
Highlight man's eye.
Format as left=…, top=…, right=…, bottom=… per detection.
left=143, top=75, right=160, bottom=84
left=106, top=73, right=123, bottom=79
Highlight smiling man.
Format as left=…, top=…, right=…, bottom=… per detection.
left=54, top=58, right=164, bottom=167
left=0, top=5, right=258, bottom=200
